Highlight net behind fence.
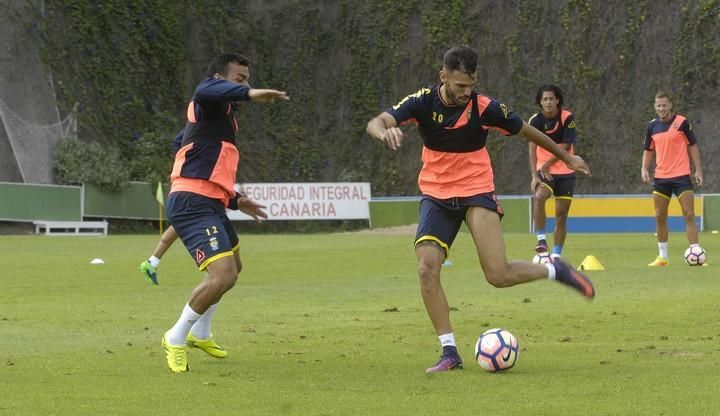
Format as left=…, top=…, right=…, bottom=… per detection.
left=0, top=98, right=76, bottom=184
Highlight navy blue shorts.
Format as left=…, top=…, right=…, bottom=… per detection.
left=414, top=193, right=503, bottom=255
left=653, top=175, right=694, bottom=199
left=537, top=172, right=576, bottom=199
left=166, top=191, right=239, bottom=270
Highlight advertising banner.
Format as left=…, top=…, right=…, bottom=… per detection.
left=228, top=182, right=371, bottom=220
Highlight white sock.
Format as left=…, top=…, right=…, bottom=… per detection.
left=190, top=303, right=218, bottom=340
left=148, top=255, right=161, bottom=268
left=550, top=253, right=561, bottom=259
left=166, top=304, right=201, bottom=346
left=658, top=242, right=668, bottom=259
left=439, top=333, right=456, bottom=347
left=537, top=234, right=547, bottom=241
left=545, top=263, right=556, bottom=280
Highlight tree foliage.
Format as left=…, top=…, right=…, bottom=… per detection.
left=38, top=0, right=720, bottom=194
left=54, top=136, right=130, bottom=191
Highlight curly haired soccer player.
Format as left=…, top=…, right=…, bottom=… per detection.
left=366, top=46, right=595, bottom=374
left=161, top=53, right=288, bottom=373
left=528, top=84, right=578, bottom=260
left=641, top=91, right=704, bottom=267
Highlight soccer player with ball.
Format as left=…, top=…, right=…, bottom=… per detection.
left=366, top=46, right=596, bottom=374
left=641, top=91, right=705, bottom=267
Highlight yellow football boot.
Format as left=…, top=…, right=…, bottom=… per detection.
left=162, top=334, right=189, bottom=373
left=186, top=333, right=227, bottom=358
left=648, top=256, right=669, bottom=267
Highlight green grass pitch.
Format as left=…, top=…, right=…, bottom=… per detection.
left=1, top=231, right=718, bottom=415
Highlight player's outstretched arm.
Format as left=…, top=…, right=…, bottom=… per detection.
left=248, top=89, right=289, bottom=103
left=519, top=122, right=590, bottom=176
left=538, top=143, right=571, bottom=180
left=366, top=112, right=404, bottom=151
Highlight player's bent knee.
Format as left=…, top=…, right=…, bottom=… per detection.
left=206, top=258, right=239, bottom=292
left=213, top=272, right=237, bottom=292
left=484, top=269, right=511, bottom=288
left=415, top=241, right=444, bottom=284
left=533, top=193, right=549, bottom=205
left=417, top=264, right=440, bottom=287
left=224, top=275, right=238, bottom=291
left=417, top=260, right=443, bottom=293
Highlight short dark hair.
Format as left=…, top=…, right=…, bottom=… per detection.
left=442, top=46, right=478, bottom=75
left=206, top=53, right=250, bottom=77
left=655, top=91, right=672, bottom=102
left=535, top=84, right=564, bottom=107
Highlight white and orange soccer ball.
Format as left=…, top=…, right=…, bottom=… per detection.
left=532, top=252, right=552, bottom=264
left=474, top=328, right=519, bottom=372
left=684, top=245, right=706, bottom=266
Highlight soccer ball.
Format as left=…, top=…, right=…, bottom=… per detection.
left=532, top=252, right=552, bottom=264
left=474, top=328, right=519, bottom=372
left=684, top=245, right=706, bottom=266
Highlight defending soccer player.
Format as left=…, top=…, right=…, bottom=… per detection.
left=161, top=53, right=288, bottom=373
left=528, top=84, right=578, bottom=260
